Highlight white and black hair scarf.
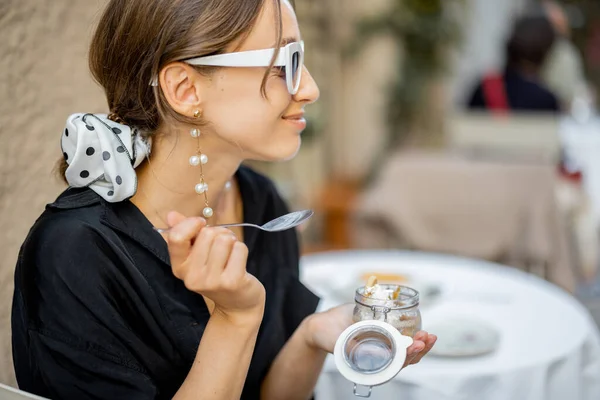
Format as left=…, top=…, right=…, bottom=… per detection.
left=61, top=113, right=151, bottom=202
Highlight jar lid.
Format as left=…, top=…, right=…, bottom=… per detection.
left=333, top=320, right=413, bottom=388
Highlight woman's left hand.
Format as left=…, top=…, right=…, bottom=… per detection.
left=304, top=304, right=437, bottom=368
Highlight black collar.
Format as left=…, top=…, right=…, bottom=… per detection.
left=47, top=187, right=101, bottom=210
left=47, top=166, right=269, bottom=265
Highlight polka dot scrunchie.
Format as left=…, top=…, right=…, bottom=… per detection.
left=61, top=113, right=152, bottom=202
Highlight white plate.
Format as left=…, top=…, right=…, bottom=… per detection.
left=427, top=317, right=501, bottom=357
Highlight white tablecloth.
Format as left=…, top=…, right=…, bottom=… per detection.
left=300, top=250, right=600, bottom=400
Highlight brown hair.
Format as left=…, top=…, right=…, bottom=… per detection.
left=57, top=0, right=283, bottom=182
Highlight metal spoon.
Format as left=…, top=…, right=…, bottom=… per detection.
left=154, top=209, right=314, bottom=234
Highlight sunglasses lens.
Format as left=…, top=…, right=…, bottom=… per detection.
left=291, top=51, right=300, bottom=89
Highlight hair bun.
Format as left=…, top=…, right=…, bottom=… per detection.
left=107, top=112, right=126, bottom=125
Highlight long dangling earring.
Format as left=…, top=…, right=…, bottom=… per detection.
left=190, top=110, right=213, bottom=218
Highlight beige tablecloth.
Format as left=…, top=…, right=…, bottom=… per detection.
left=352, top=152, right=576, bottom=292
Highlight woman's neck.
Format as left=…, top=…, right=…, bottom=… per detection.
left=131, top=126, right=243, bottom=228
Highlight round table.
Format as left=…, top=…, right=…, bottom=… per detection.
left=300, top=250, right=600, bottom=400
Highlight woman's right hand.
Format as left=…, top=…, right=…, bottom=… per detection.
left=164, top=211, right=266, bottom=322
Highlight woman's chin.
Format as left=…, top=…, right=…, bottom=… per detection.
left=256, top=138, right=302, bottom=162
left=279, top=139, right=302, bottom=161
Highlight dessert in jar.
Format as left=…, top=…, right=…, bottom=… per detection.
left=353, top=276, right=422, bottom=337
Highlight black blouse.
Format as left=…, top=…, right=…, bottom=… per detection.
left=11, top=166, right=319, bottom=400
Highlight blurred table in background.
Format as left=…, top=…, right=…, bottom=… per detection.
left=350, top=151, right=577, bottom=292
left=300, top=250, right=600, bottom=400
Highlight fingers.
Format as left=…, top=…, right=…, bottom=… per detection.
left=411, top=333, right=437, bottom=364
left=404, top=331, right=437, bottom=367
left=167, top=210, right=188, bottom=227
left=166, top=217, right=206, bottom=270
left=222, top=241, right=249, bottom=284
left=404, top=340, right=426, bottom=367
left=206, top=231, right=238, bottom=275
left=408, top=331, right=427, bottom=355
left=190, top=227, right=235, bottom=269
left=164, top=213, right=256, bottom=308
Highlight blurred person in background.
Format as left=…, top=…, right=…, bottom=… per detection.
left=467, top=15, right=560, bottom=113
left=541, top=0, right=589, bottom=111
left=10, top=0, right=435, bottom=399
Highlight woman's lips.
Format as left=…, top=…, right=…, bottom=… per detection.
left=282, top=113, right=306, bottom=130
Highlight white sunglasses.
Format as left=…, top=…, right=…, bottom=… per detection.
left=151, top=41, right=304, bottom=95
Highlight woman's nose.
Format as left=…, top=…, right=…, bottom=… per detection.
left=294, top=67, right=320, bottom=104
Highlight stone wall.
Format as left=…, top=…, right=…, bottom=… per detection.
left=0, top=0, right=108, bottom=385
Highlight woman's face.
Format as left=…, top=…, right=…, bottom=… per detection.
left=200, top=0, right=320, bottom=162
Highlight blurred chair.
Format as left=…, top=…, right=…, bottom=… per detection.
left=447, top=112, right=595, bottom=283
left=446, top=112, right=561, bottom=164
left=305, top=180, right=362, bottom=253
left=0, top=384, right=48, bottom=400
left=351, top=151, right=577, bottom=293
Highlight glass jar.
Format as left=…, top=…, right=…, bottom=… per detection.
left=333, top=284, right=422, bottom=397
left=353, top=284, right=422, bottom=338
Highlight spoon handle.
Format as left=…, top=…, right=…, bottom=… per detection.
left=154, top=222, right=257, bottom=234
left=213, top=223, right=258, bottom=229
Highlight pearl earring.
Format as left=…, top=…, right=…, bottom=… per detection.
left=190, top=110, right=213, bottom=218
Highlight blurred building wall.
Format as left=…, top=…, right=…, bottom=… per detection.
left=326, top=0, right=398, bottom=181
left=0, top=0, right=108, bottom=385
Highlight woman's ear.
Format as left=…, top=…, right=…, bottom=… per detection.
left=159, top=62, right=204, bottom=117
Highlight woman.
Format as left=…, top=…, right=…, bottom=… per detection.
left=11, top=0, right=436, bottom=399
